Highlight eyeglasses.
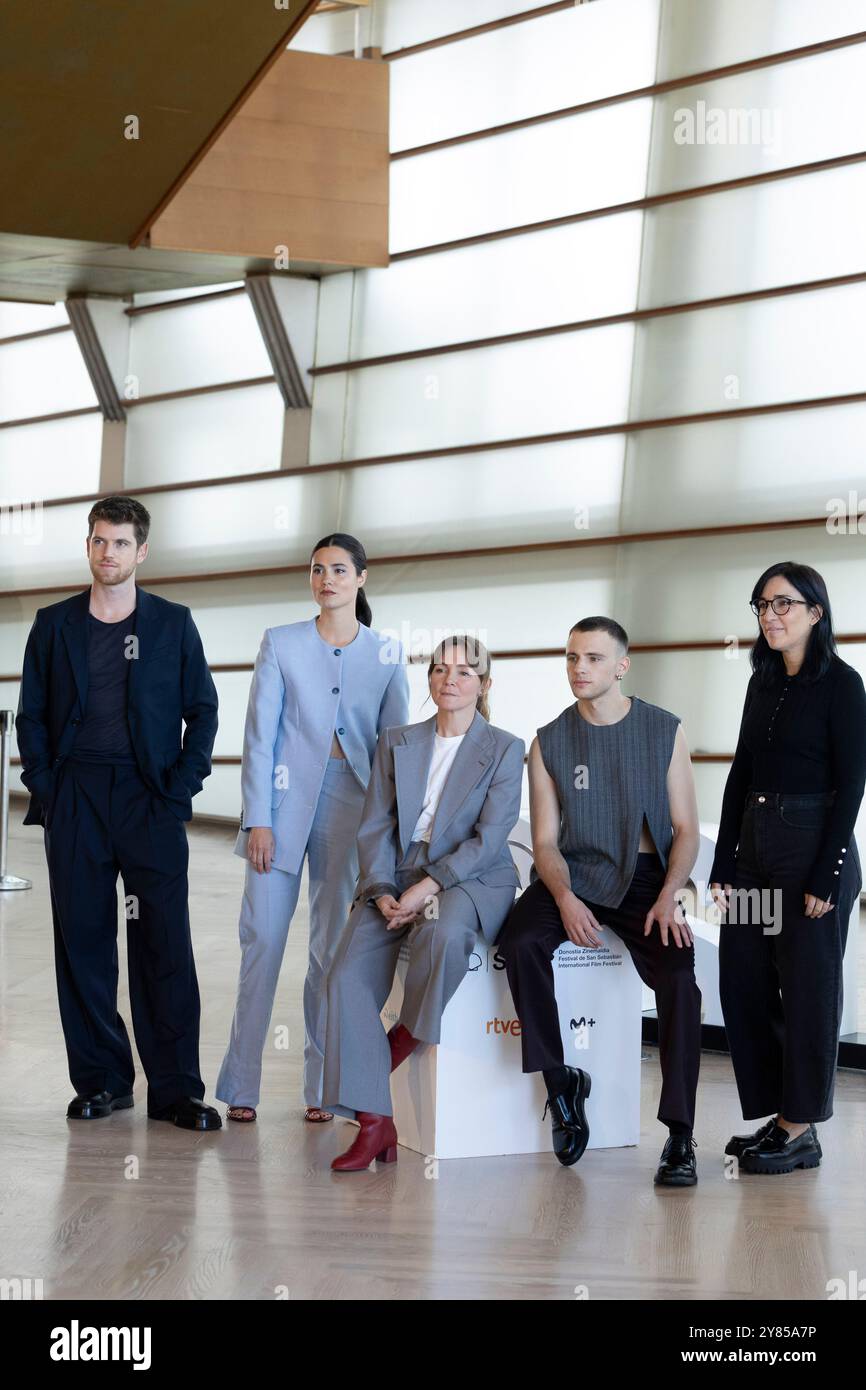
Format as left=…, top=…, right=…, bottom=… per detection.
left=750, top=597, right=810, bottom=617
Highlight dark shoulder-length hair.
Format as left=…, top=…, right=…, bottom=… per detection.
left=749, top=561, right=837, bottom=687
left=310, top=533, right=372, bottom=627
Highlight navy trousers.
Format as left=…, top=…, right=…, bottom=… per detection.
left=44, top=758, right=205, bottom=1112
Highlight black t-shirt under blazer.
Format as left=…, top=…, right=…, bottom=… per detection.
left=534, top=695, right=680, bottom=909
left=71, top=610, right=139, bottom=764
left=710, top=656, right=866, bottom=902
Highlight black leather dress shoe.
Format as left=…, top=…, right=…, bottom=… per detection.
left=738, top=1122, right=821, bottom=1175
left=724, top=1117, right=777, bottom=1158
left=147, top=1097, right=222, bottom=1131
left=725, top=1118, right=816, bottom=1159
left=654, top=1135, right=698, bottom=1186
left=542, top=1067, right=591, bottom=1166
left=67, top=1091, right=134, bottom=1120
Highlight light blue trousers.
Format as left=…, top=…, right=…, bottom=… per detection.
left=216, top=758, right=366, bottom=1108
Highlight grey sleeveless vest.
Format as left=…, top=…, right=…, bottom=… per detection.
left=534, top=696, right=680, bottom=908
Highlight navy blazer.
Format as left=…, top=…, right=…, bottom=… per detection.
left=15, top=586, right=218, bottom=826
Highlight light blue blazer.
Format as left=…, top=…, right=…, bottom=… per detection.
left=355, top=710, right=525, bottom=944
left=234, top=618, right=409, bottom=875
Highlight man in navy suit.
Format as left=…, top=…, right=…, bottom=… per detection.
left=16, top=495, right=222, bottom=1129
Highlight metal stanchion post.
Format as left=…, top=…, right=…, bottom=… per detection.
left=1, top=709, right=32, bottom=891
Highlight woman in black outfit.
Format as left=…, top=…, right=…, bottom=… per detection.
left=710, top=561, right=866, bottom=1175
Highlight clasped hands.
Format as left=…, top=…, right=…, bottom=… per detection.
left=376, top=875, right=441, bottom=931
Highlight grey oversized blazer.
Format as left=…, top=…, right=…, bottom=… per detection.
left=355, top=709, right=525, bottom=944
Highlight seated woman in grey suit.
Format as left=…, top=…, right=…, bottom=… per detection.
left=322, top=634, right=525, bottom=1171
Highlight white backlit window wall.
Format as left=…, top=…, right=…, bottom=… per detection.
left=3, top=0, right=866, bottom=936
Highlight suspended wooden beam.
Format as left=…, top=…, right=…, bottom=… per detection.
left=148, top=47, right=389, bottom=269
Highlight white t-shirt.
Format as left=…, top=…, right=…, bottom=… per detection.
left=410, top=732, right=467, bottom=843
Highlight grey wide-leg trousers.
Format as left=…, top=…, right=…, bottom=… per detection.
left=216, top=758, right=366, bottom=1109
left=322, top=838, right=486, bottom=1119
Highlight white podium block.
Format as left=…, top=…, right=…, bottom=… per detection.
left=383, top=926, right=643, bottom=1160
left=689, top=915, right=723, bottom=1027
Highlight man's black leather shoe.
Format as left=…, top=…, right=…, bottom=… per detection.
left=654, top=1134, right=698, bottom=1186
left=67, top=1091, right=134, bottom=1120
left=738, top=1122, right=821, bottom=1175
left=725, top=1118, right=816, bottom=1159
left=147, top=1097, right=222, bottom=1131
left=542, top=1067, right=591, bottom=1166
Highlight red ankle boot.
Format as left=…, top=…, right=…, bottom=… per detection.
left=388, top=1023, right=420, bottom=1072
left=331, top=1112, right=398, bottom=1171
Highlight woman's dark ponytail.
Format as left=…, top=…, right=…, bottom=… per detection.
left=355, top=587, right=373, bottom=627
left=310, top=533, right=372, bottom=627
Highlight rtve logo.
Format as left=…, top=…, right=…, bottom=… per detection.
left=485, top=1017, right=522, bottom=1036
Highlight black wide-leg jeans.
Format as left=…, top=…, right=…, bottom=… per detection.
left=44, top=758, right=205, bottom=1112
left=719, top=791, right=862, bottom=1124
left=497, top=853, right=702, bottom=1129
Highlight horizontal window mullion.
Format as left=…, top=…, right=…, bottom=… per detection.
left=311, top=270, right=866, bottom=375
left=4, top=390, right=866, bottom=508
left=0, top=405, right=101, bottom=431
left=125, top=376, right=277, bottom=408
left=0, top=324, right=72, bottom=348
left=1, top=510, right=862, bottom=602
left=4, top=630, right=866, bottom=681
left=390, top=30, right=866, bottom=157
left=124, top=286, right=246, bottom=318
left=391, top=151, right=866, bottom=261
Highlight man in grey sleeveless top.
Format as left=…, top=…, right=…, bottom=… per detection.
left=498, top=618, right=703, bottom=1186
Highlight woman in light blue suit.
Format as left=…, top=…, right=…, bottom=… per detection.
left=322, top=635, right=525, bottom=1170
left=216, top=534, right=409, bottom=1123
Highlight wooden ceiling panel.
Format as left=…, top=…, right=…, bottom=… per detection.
left=149, top=49, right=389, bottom=268
left=0, top=0, right=317, bottom=244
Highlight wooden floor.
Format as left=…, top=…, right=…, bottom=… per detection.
left=1, top=812, right=864, bottom=1302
